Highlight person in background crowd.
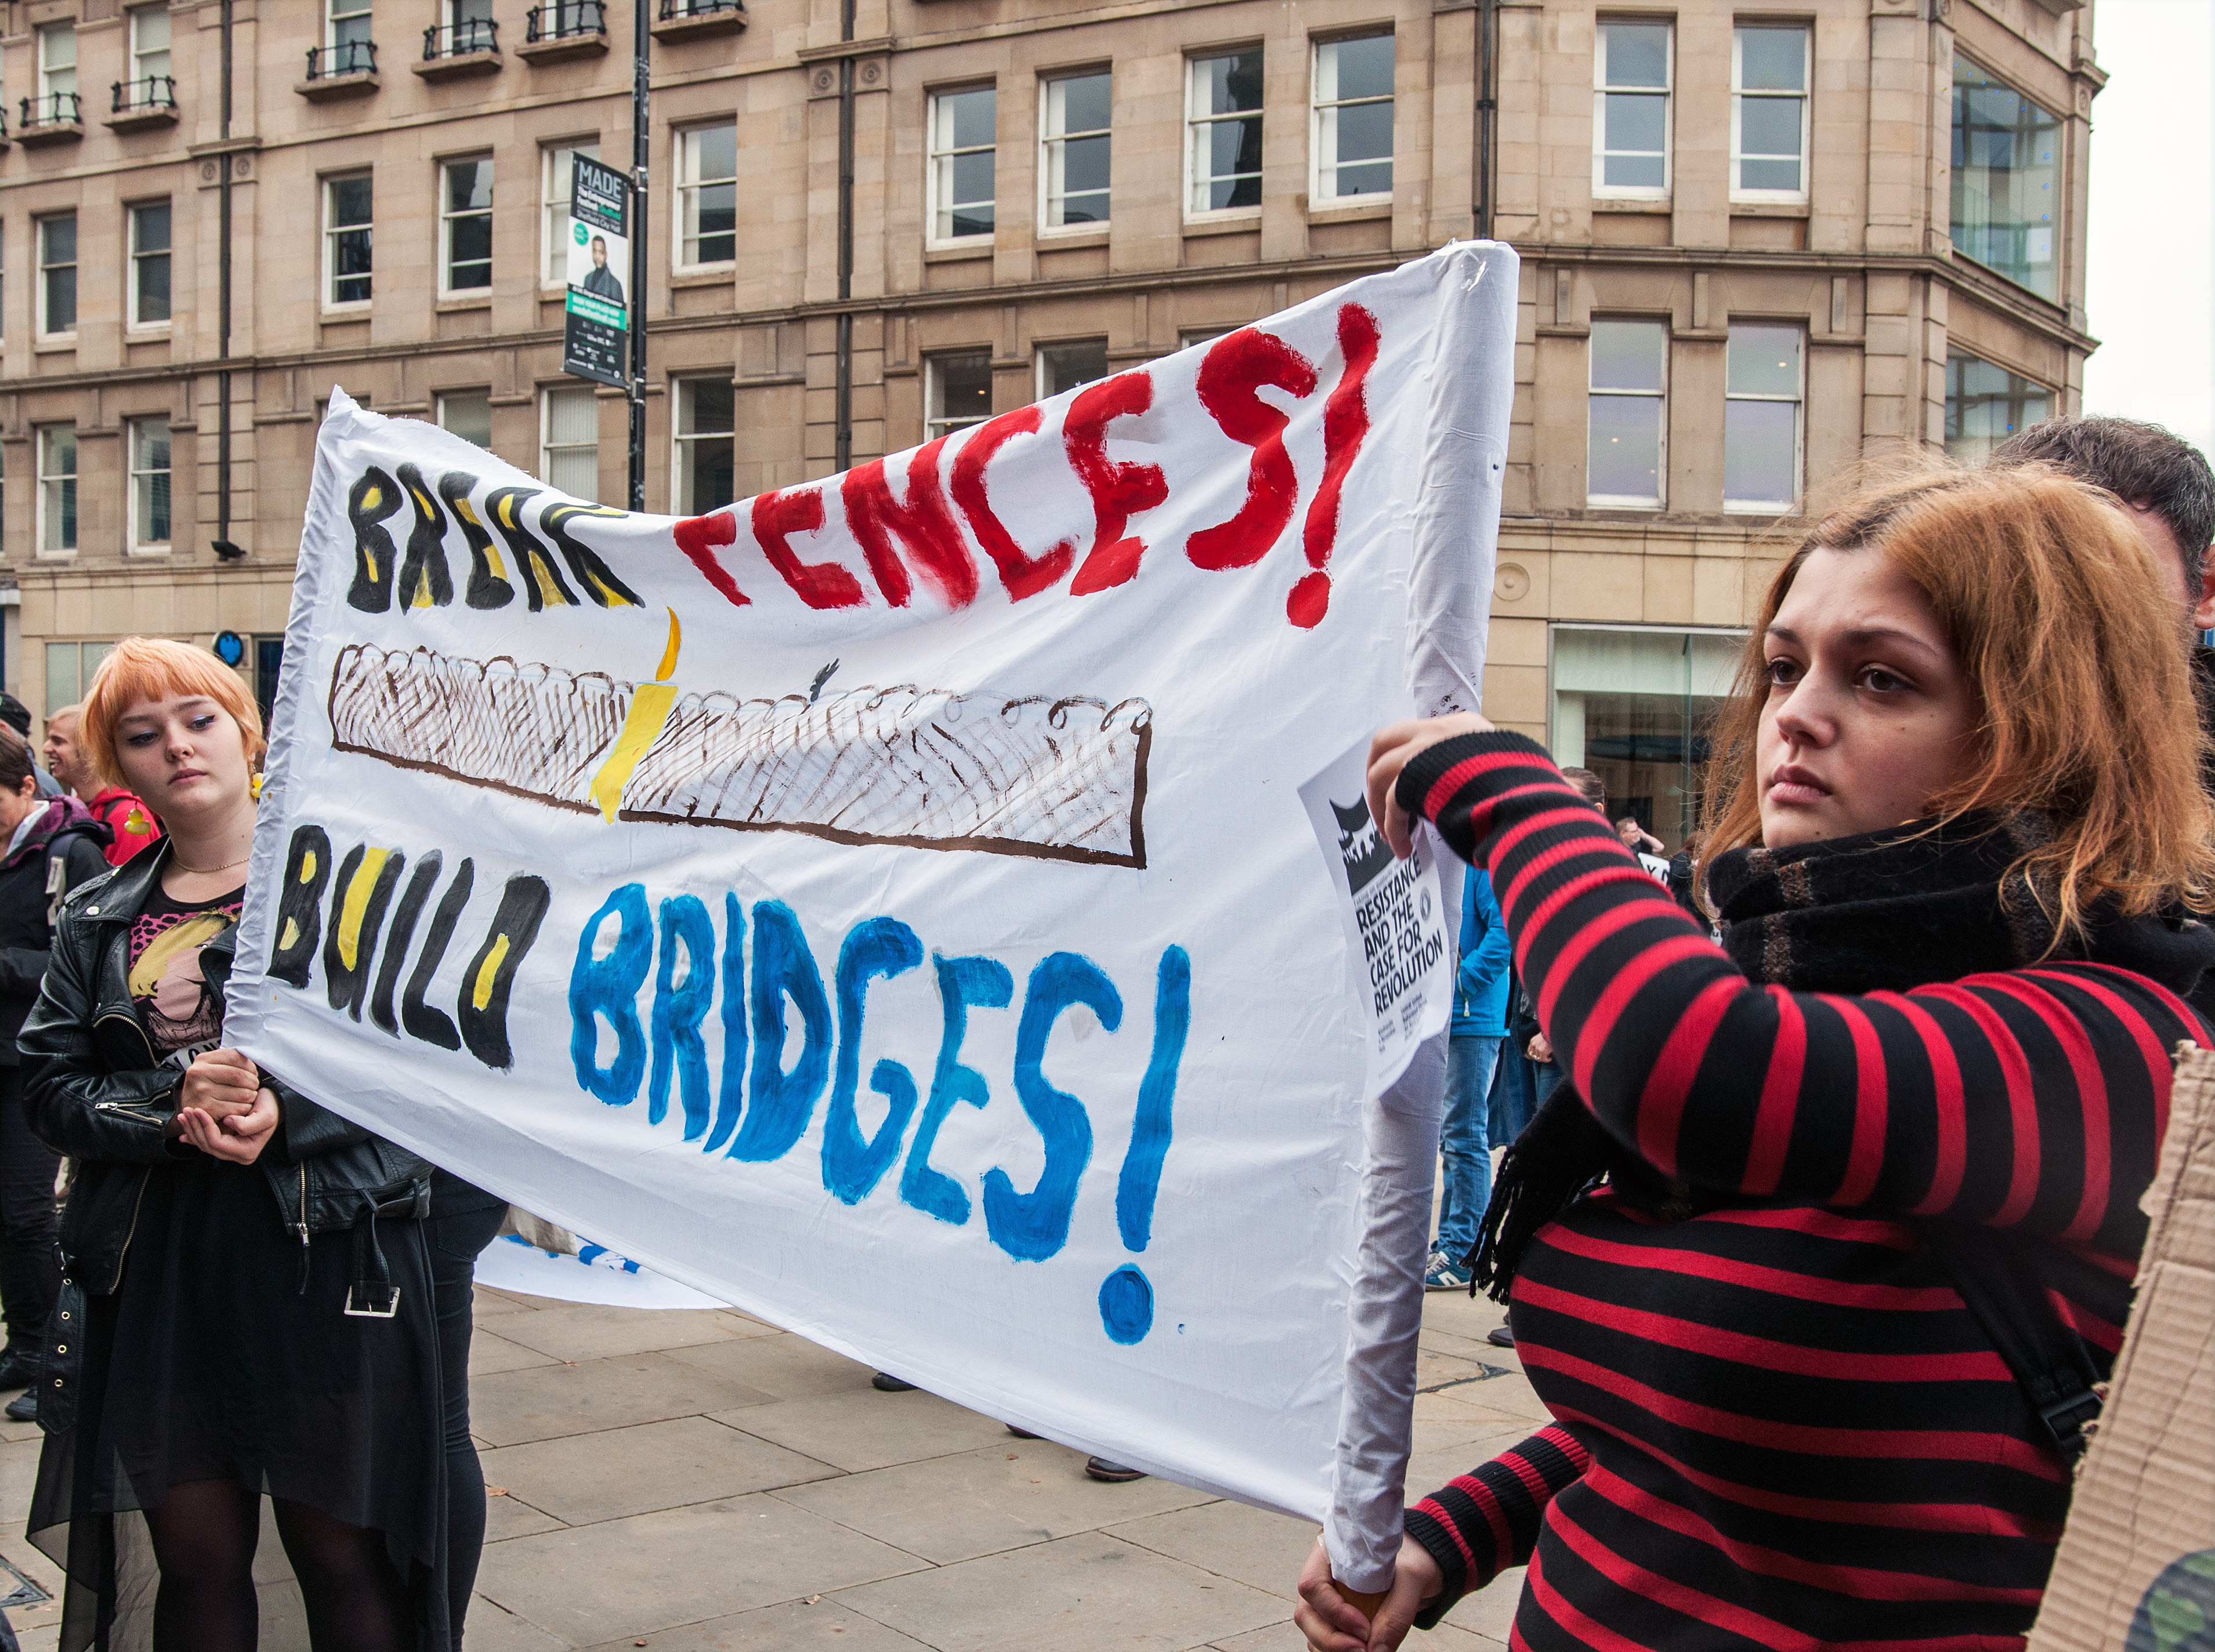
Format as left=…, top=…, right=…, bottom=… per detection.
left=0, top=697, right=66, bottom=801
left=0, top=728, right=109, bottom=1425
left=1664, top=832, right=1706, bottom=923
left=42, top=705, right=162, bottom=867
left=1424, top=867, right=1511, bottom=1292
left=1611, top=816, right=1671, bottom=883
left=18, top=638, right=484, bottom=1652
left=1518, top=769, right=1608, bottom=1107
left=1297, top=465, right=2214, bottom=1651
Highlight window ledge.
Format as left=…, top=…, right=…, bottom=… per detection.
left=923, top=242, right=993, bottom=264
left=1728, top=198, right=1809, bottom=218
left=1182, top=212, right=1262, bottom=238
left=1593, top=196, right=1670, bottom=213
left=1722, top=502, right=1794, bottom=517
left=1037, top=227, right=1109, bottom=248
left=1309, top=198, right=1391, bottom=223
left=669, top=268, right=733, bottom=289
left=126, top=545, right=174, bottom=559
left=34, top=336, right=77, bottom=354
left=1584, top=499, right=1665, bottom=513
left=32, top=551, right=78, bottom=563
left=125, top=324, right=173, bottom=339
left=436, top=294, right=493, bottom=312
left=321, top=306, right=372, bottom=320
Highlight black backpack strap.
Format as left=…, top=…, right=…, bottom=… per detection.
left=1925, top=1222, right=2104, bottom=1462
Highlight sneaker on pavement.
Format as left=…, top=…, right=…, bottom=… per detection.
left=5, top=1389, right=35, bottom=1423
left=1424, top=1251, right=1471, bottom=1292
left=1486, top=1325, right=1515, bottom=1349
left=871, top=1372, right=917, bottom=1392
left=1084, top=1457, right=1145, bottom=1483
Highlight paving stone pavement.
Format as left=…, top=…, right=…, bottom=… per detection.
left=0, top=1285, right=1541, bottom=1650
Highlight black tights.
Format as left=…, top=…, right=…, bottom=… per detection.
left=143, top=1478, right=409, bottom=1652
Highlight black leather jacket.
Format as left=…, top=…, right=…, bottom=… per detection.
left=18, top=842, right=429, bottom=1296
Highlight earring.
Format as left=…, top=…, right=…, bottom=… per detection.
left=251, top=771, right=264, bottom=801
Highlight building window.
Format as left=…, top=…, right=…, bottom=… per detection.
left=128, top=418, right=171, bottom=553
left=37, top=427, right=77, bottom=555
left=1723, top=324, right=1803, bottom=512
left=1179, top=327, right=1232, bottom=349
left=45, top=641, right=111, bottom=712
left=1312, top=34, right=1394, bottom=203
left=1550, top=625, right=1745, bottom=853
left=1188, top=52, right=1264, bottom=215
left=1594, top=20, right=1671, bottom=200
left=324, top=175, right=373, bottom=306
left=1036, top=340, right=1108, bottom=400
left=129, top=202, right=171, bottom=327
left=327, top=0, right=374, bottom=74
left=541, top=386, right=598, bottom=500
left=441, top=158, right=493, bottom=295
left=1040, top=73, right=1110, bottom=230
left=35, top=25, right=77, bottom=123
left=1587, top=319, right=1667, bottom=508
left=1732, top=26, right=1807, bottom=200
left=1945, top=350, right=2050, bottom=464
left=438, top=390, right=493, bottom=448
left=544, top=140, right=602, bottom=286
left=1951, top=58, right=2060, bottom=301
left=929, top=87, right=997, bottom=244
left=38, top=216, right=76, bottom=336
left=126, top=5, right=171, bottom=104
left=926, top=352, right=993, bottom=440
left=676, top=124, right=737, bottom=269
left=674, top=379, right=735, bottom=516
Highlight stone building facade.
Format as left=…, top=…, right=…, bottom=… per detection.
left=0, top=0, right=2098, bottom=847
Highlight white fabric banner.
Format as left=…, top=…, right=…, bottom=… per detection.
left=224, top=242, right=1518, bottom=1520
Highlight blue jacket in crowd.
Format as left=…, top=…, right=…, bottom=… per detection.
left=1452, top=868, right=1512, bottom=1037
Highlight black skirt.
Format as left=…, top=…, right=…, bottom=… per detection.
left=28, top=1151, right=447, bottom=1651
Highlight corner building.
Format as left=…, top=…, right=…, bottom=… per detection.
left=0, top=0, right=2096, bottom=847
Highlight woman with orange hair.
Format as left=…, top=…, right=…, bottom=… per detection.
left=16, top=637, right=494, bottom=1652
left=1300, top=466, right=2215, bottom=1650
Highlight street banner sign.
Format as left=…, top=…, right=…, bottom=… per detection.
left=562, top=155, right=631, bottom=388
left=229, top=244, right=1517, bottom=1521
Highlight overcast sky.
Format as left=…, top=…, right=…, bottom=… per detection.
left=2079, top=0, right=2213, bottom=457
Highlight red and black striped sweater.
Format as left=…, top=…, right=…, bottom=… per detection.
left=1396, top=731, right=2207, bottom=1652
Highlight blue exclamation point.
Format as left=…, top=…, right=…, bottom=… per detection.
left=1099, top=945, right=1190, bottom=1345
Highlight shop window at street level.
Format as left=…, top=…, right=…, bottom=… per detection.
left=929, top=87, right=997, bottom=244
left=1732, top=26, right=1807, bottom=201
left=926, top=352, right=992, bottom=440
left=543, top=140, right=602, bottom=286
left=1945, top=350, right=2050, bottom=464
left=130, top=202, right=171, bottom=327
left=1036, top=340, right=1108, bottom=400
left=1950, top=58, right=2060, bottom=302
left=1550, top=624, right=1744, bottom=854
left=442, top=157, right=495, bottom=295
left=324, top=175, right=374, bottom=306
left=675, top=379, right=736, bottom=516
left=1188, top=52, right=1263, bottom=216
left=37, top=215, right=76, bottom=336
left=1594, top=20, right=1671, bottom=200
left=128, top=418, right=171, bottom=553
left=37, top=427, right=77, bottom=556
left=1312, top=34, right=1394, bottom=204
left=1723, top=323, right=1803, bottom=512
left=1041, top=73, right=1111, bottom=230
left=541, top=386, right=599, bottom=502
left=1587, top=318, right=1667, bottom=508
left=45, top=641, right=111, bottom=712
left=677, top=124, right=737, bottom=267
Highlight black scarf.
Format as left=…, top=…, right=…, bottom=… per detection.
left=1467, top=814, right=2215, bottom=1301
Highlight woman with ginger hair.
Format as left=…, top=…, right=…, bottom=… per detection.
left=1299, top=466, right=2215, bottom=1651
left=17, top=638, right=500, bottom=1652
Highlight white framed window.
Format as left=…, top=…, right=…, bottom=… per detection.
left=1179, top=327, right=1232, bottom=349
left=1722, top=323, right=1803, bottom=512
left=928, top=87, right=997, bottom=245
left=327, top=0, right=374, bottom=73
left=674, top=378, right=736, bottom=516
left=1945, top=351, right=2051, bottom=464
left=437, top=389, right=493, bottom=448
left=1312, top=34, right=1394, bottom=203
left=1587, top=318, right=1667, bottom=508
left=925, top=352, right=993, bottom=440
left=1040, top=72, right=1110, bottom=230
left=45, top=642, right=111, bottom=711
left=1593, top=20, right=1671, bottom=200
left=1188, top=51, right=1264, bottom=216
left=37, top=426, right=77, bottom=556
left=1036, top=340, right=1108, bottom=400
left=542, top=139, right=602, bottom=286
left=37, top=216, right=75, bottom=337
left=676, top=124, right=737, bottom=269
left=1732, top=26, right=1808, bottom=202
left=128, top=417, right=172, bottom=553
left=540, top=386, right=598, bottom=500
left=441, top=157, right=494, bottom=296
left=324, top=174, right=373, bottom=307
left=35, top=24, right=77, bottom=122
left=128, top=6, right=171, bottom=89
left=129, top=202, right=171, bottom=328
